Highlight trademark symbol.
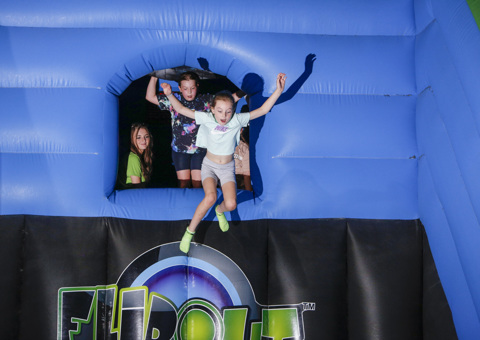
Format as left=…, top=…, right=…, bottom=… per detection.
left=302, top=302, right=316, bottom=311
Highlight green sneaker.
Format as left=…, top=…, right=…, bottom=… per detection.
left=215, top=205, right=229, bottom=232
left=179, top=228, right=195, bottom=253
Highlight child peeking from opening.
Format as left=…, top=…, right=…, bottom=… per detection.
left=160, top=73, right=287, bottom=253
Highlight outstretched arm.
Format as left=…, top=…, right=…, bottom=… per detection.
left=249, top=73, right=286, bottom=120
left=146, top=77, right=160, bottom=105
left=159, top=83, right=196, bottom=120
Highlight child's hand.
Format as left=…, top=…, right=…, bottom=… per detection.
left=276, top=73, right=286, bottom=92
left=160, top=82, right=172, bottom=96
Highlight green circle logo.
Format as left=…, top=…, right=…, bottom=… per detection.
left=180, top=310, right=215, bottom=339
left=176, top=299, right=223, bottom=340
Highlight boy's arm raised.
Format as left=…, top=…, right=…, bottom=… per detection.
left=146, top=77, right=160, bottom=105
left=160, top=83, right=196, bottom=120
left=249, top=73, right=286, bottom=120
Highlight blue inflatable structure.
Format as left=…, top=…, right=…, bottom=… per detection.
left=1, top=0, right=480, bottom=339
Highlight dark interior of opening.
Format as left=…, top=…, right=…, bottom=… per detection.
left=116, top=67, right=244, bottom=190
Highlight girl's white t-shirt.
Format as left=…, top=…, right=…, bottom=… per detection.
left=194, top=111, right=250, bottom=156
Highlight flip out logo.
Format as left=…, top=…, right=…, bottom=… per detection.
left=58, top=243, right=315, bottom=340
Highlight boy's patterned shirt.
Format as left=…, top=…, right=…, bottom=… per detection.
left=157, top=93, right=213, bottom=154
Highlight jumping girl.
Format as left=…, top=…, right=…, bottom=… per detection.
left=161, top=73, right=286, bottom=253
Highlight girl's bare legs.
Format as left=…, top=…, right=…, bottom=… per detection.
left=179, top=180, right=237, bottom=253
left=180, top=177, right=217, bottom=253
left=188, top=177, right=217, bottom=232
left=215, top=181, right=237, bottom=232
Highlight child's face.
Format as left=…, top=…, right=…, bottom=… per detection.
left=212, top=99, right=234, bottom=125
left=179, top=79, right=198, bottom=102
left=135, top=128, right=150, bottom=152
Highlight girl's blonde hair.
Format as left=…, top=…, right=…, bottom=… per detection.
left=212, top=91, right=235, bottom=108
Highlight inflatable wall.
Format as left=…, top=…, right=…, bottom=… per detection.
left=0, top=0, right=479, bottom=339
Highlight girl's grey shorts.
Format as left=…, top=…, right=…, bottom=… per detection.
left=201, top=156, right=236, bottom=187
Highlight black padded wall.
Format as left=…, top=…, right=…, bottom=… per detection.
left=0, top=216, right=457, bottom=340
